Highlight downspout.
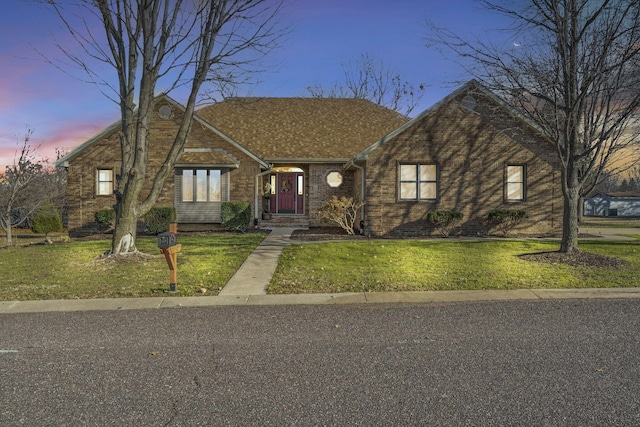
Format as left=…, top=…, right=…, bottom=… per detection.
left=254, top=167, right=273, bottom=228
left=346, top=159, right=366, bottom=235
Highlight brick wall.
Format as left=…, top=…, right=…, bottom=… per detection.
left=363, top=90, right=563, bottom=237
left=65, top=99, right=261, bottom=234
left=307, top=164, right=356, bottom=227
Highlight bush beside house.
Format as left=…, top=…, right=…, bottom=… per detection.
left=221, top=202, right=251, bottom=232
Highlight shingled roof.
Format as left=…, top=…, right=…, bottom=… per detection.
left=196, top=97, right=409, bottom=162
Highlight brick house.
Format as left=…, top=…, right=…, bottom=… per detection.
left=57, top=80, right=562, bottom=236
left=349, top=80, right=563, bottom=237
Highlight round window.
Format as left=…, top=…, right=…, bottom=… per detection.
left=326, top=171, right=343, bottom=188
left=158, top=105, right=173, bottom=119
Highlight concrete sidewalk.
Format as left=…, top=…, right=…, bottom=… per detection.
left=2, top=288, right=640, bottom=314
left=218, top=227, right=296, bottom=296
left=580, top=226, right=639, bottom=240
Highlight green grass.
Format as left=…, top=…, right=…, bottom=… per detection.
left=268, top=240, right=640, bottom=294
left=618, top=234, right=640, bottom=240
left=0, top=233, right=265, bottom=301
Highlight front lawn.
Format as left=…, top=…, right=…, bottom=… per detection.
left=268, top=240, right=640, bottom=294
left=0, top=233, right=265, bottom=301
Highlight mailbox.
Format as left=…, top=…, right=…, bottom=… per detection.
left=157, top=231, right=177, bottom=249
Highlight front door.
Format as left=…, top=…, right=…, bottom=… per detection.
left=276, top=173, right=297, bottom=213
left=271, top=172, right=304, bottom=214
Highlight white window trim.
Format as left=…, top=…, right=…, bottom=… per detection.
left=96, top=168, right=113, bottom=196
left=326, top=171, right=343, bottom=188
left=506, top=164, right=526, bottom=202
left=181, top=169, right=222, bottom=202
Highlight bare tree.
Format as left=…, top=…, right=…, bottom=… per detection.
left=307, top=53, right=425, bottom=116
left=427, top=0, right=640, bottom=252
left=45, top=0, right=285, bottom=255
left=0, top=129, right=52, bottom=246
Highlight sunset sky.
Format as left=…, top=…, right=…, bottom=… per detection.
left=0, top=0, right=511, bottom=169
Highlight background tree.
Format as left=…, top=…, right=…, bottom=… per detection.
left=593, top=165, right=640, bottom=193
left=0, top=129, right=58, bottom=246
left=427, top=0, right=640, bottom=252
left=45, top=0, right=285, bottom=255
left=307, top=53, right=425, bottom=116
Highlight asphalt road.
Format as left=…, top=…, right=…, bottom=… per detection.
left=1, top=299, right=639, bottom=426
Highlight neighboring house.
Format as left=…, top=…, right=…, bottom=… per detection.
left=57, top=80, right=563, bottom=237
left=584, top=192, right=640, bottom=217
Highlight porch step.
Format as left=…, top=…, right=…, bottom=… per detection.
left=260, top=215, right=309, bottom=229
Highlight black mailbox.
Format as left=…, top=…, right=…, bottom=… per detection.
left=157, top=231, right=177, bottom=249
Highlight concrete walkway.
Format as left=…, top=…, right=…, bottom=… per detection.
left=580, top=226, right=639, bottom=241
left=218, top=228, right=297, bottom=296
left=2, top=288, right=640, bottom=314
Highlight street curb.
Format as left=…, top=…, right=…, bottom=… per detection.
left=1, top=287, right=640, bottom=314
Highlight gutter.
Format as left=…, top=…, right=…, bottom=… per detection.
left=254, top=167, right=273, bottom=227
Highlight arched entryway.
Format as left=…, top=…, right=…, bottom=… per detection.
left=268, top=168, right=304, bottom=214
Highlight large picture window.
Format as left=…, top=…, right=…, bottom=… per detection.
left=182, top=169, right=221, bottom=202
left=96, top=169, right=113, bottom=196
left=399, top=163, right=438, bottom=200
left=506, top=165, right=526, bottom=201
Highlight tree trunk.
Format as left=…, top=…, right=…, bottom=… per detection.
left=111, top=175, right=144, bottom=255
left=112, top=208, right=138, bottom=254
left=560, top=187, right=580, bottom=253
left=577, top=195, right=584, bottom=223
left=4, top=223, right=13, bottom=246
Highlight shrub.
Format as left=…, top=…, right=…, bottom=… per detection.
left=221, top=202, right=251, bottom=232
left=318, top=196, right=364, bottom=235
left=143, top=207, right=176, bottom=234
left=487, top=209, right=528, bottom=236
left=426, top=210, right=463, bottom=237
left=95, top=209, right=116, bottom=230
left=31, top=201, right=63, bottom=236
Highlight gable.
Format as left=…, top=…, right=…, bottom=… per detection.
left=353, top=80, right=557, bottom=164
left=196, top=98, right=409, bottom=161
left=55, top=94, right=269, bottom=169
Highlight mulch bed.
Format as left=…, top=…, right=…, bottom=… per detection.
left=518, top=251, right=628, bottom=268
left=290, top=227, right=365, bottom=241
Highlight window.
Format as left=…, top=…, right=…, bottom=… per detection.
left=182, top=169, right=221, bottom=202
left=96, top=169, right=113, bottom=196
left=506, top=165, right=526, bottom=201
left=399, top=163, right=437, bottom=200
left=270, top=175, right=276, bottom=195
left=326, top=171, right=343, bottom=187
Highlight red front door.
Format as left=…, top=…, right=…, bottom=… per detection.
left=276, top=173, right=297, bottom=213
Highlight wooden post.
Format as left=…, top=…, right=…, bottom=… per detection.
left=160, top=222, right=181, bottom=292
left=161, top=244, right=181, bottom=292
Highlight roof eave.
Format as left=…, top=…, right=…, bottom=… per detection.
left=175, top=163, right=239, bottom=169
left=267, top=158, right=351, bottom=164
left=55, top=119, right=121, bottom=167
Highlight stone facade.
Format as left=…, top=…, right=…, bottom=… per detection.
left=359, top=86, right=562, bottom=237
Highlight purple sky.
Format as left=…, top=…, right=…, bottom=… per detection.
left=0, top=0, right=509, bottom=169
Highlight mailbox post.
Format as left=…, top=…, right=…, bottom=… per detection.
left=157, top=222, right=181, bottom=292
